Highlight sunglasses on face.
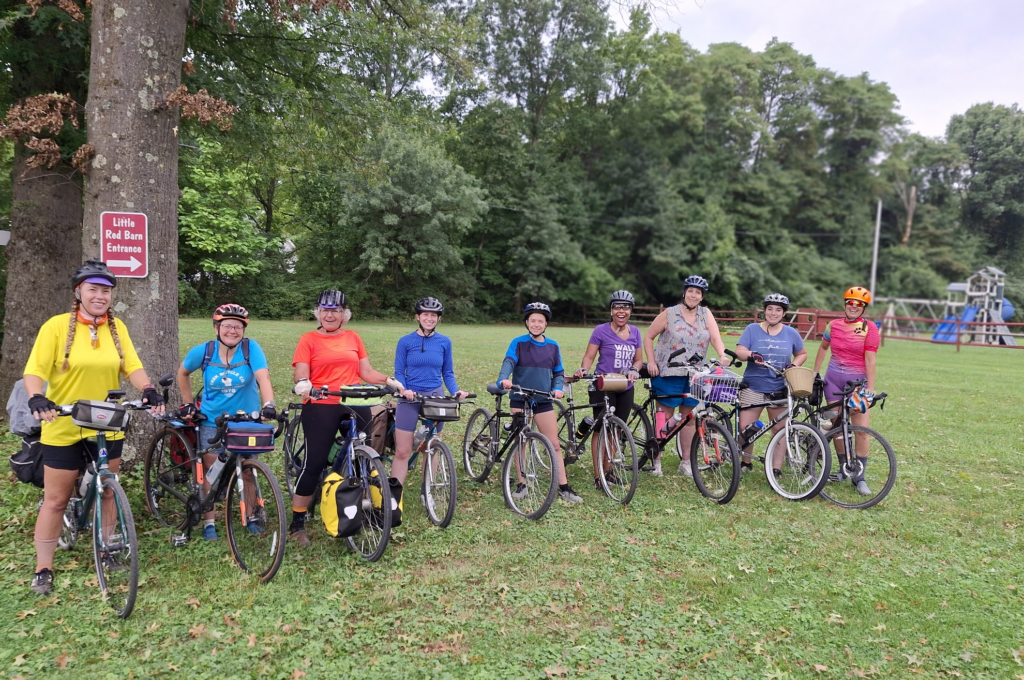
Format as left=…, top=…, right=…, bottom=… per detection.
left=845, top=300, right=866, bottom=308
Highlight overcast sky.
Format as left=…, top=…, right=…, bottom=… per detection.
left=619, top=0, right=1024, bottom=138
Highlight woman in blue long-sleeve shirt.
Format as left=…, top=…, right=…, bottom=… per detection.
left=392, top=297, right=468, bottom=485
left=497, top=302, right=582, bottom=504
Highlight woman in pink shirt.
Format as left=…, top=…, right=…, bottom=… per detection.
left=812, top=286, right=879, bottom=495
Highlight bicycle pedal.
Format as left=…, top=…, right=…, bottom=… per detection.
left=170, top=532, right=189, bottom=547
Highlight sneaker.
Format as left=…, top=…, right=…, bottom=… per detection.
left=558, top=485, right=583, bottom=504
left=511, top=483, right=528, bottom=500
left=289, top=528, right=311, bottom=548
left=31, top=568, right=53, bottom=595
left=594, top=477, right=603, bottom=491
left=855, top=480, right=872, bottom=496
left=740, top=462, right=754, bottom=474
left=202, top=524, right=218, bottom=541
left=246, top=517, right=265, bottom=535
left=604, top=471, right=624, bottom=486
left=772, top=469, right=782, bottom=479
left=677, top=459, right=692, bottom=478
left=652, top=459, right=663, bottom=477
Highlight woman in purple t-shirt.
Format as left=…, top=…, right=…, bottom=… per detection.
left=573, top=290, right=644, bottom=490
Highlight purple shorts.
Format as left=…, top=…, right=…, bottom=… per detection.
left=823, top=367, right=866, bottom=404
left=395, top=388, right=446, bottom=433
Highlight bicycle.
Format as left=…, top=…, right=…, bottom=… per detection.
left=378, top=392, right=476, bottom=528
left=278, top=400, right=305, bottom=498
left=625, top=349, right=742, bottom=504
left=461, top=384, right=559, bottom=520
left=143, top=384, right=287, bottom=582
left=282, top=385, right=394, bottom=561
left=705, top=350, right=832, bottom=501
left=794, top=377, right=895, bottom=509
left=54, top=390, right=152, bottom=618
left=554, top=375, right=638, bottom=505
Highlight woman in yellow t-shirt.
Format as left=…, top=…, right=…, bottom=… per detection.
left=24, top=260, right=165, bottom=596
left=287, top=289, right=403, bottom=547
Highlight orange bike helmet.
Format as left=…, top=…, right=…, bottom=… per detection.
left=844, top=286, right=871, bottom=306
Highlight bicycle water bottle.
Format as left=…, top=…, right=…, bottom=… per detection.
left=413, top=424, right=429, bottom=449
left=655, top=411, right=667, bottom=438
left=575, top=416, right=595, bottom=438
left=79, top=470, right=94, bottom=497
left=205, top=450, right=231, bottom=487
left=665, top=413, right=684, bottom=432
left=740, top=420, right=764, bottom=447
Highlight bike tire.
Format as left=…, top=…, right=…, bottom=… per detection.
left=143, top=426, right=194, bottom=530
left=92, top=477, right=139, bottom=619
left=596, top=415, right=639, bottom=505
left=225, top=458, right=287, bottom=582
left=422, top=440, right=457, bottom=528
left=462, top=407, right=496, bottom=482
left=282, top=413, right=305, bottom=500
left=764, top=422, right=831, bottom=501
left=345, top=445, right=392, bottom=562
left=690, top=418, right=741, bottom=504
left=501, top=430, right=558, bottom=520
left=627, top=403, right=656, bottom=470
left=819, top=425, right=896, bottom=510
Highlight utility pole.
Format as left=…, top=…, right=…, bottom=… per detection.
left=870, top=198, right=882, bottom=300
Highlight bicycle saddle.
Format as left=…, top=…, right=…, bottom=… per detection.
left=486, top=383, right=508, bottom=396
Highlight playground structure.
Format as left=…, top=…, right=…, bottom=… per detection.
left=882, top=266, right=1018, bottom=346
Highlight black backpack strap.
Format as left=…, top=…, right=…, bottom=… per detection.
left=200, top=340, right=217, bottom=372
left=201, top=338, right=251, bottom=372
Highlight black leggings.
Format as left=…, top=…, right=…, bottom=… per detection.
left=294, top=403, right=373, bottom=498
left=589, top=386, right=635, bottom=423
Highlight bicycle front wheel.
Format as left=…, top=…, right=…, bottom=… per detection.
left=225, top=458, right=287, bottom=582
left=819, top=425, right=896, bottom=510
left=346, top=445, right=392, bottom=562
left=143, top=426, right=193, bottom=529
left=596, top=415, right=639, bottom=505
left=422, top=440, right=457, bottom=528
left=501, top=430, right=558, bottom=520
left=690, top=418, right=740, bottom=504
left=92, top=477, right=139, bottom=619
left=764, top=422, right=831, bottom=501
left=462, top=407, right=496, bottom=482
left=282, top=414, right=305, bottom=500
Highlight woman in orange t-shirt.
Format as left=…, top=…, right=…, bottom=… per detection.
left=287, top=289, right=403, bottom=547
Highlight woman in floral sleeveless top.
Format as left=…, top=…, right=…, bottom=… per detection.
left=642, top=276, right=728, bottom=476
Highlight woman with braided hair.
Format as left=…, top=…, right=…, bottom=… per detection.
left=23, top=260, right=165, bottom=596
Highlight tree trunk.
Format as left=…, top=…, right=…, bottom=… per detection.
left=0, top=150, right=84, bottom=403
left=82, top=0, right=189, bottom=459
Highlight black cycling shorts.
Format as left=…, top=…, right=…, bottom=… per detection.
left=41, top=439, right=124, bottom=471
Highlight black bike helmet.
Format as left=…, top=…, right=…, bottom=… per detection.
left=72, top=259, right=116, bottom=288
left=317, top=289, right=346, bottom=309
left=415, top=296, right=444, bottom=315
left=523, top=301, right=552, bottom=321
left=213, top=303, right=250, bottom=327
left=682, top=275, right=708, bottom=293
left=763, top=293, right=790, bottom=311
left=609, top=289, right=635, bottom=308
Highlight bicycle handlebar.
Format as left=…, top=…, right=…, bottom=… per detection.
left=309, top=384, right=397, bottom=400
left=404, top=391, right=477, bottom=401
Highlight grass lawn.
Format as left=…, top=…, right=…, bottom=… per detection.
left=1, top=318, right=1023, bottom=679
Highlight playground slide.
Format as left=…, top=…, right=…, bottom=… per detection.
left=932, top=306, right=978, bottom=343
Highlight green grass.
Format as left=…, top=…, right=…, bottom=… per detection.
left=1, top=319, right=1023, bottom=679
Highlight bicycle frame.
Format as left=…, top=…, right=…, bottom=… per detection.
left=558, top=378, right=617, bottom=463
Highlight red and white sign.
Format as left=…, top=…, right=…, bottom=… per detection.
left=100, top=211, right=148, bottom=278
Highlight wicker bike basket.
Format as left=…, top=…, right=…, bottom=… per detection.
left=783, top=366, right=815, bottom=398
left=420, top=398, right=461, bottom=422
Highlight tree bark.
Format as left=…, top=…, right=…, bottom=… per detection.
left=82, top=0, right=189, bottom=459
left=0, top=151, right=84, bottom=403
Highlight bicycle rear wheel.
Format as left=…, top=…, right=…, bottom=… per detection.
left=92, top=477, right=139, bottom=619
left=596, top=415, right=639, bottom=505
left=501, top=430, right=558, bottom=520
left=225, top=458, right=287, bottom=582
left=462, top=407, right=496, bottom=482
left=690, top=418, right=740, bottom=504
left=346, top=445, right=392, bottom=562
left=282, top=414, right=305, bottom=500
left=626, top=403, right=655, bottom=470
left=143, top=426, right=193, bottom=529
left=764, top=422, right=831, bottom=501
left=422, top=440, right=457, bottom=528
left=819, top=425, right=896, bottom=510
